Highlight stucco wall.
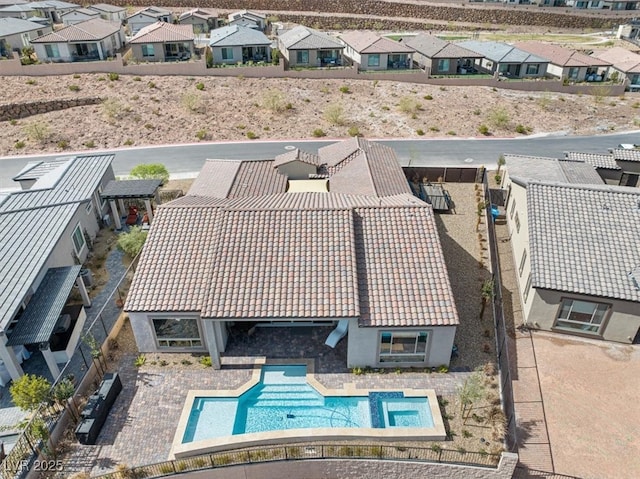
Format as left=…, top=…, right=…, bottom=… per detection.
left=277, top=161, right=316, bottom=180
left=527, top=289, right=640, bottom=343
left=127, top=312, right=207, bottom=352
left=172, top=454, right=518, bottom=479
left=211, top=45, right=242, bottom=64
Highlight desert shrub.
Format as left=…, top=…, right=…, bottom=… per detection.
left=84, top=139, right=95, bottom=148
left=23, top=120, right=50, bottom=143
left=429, top=126, right=440, bottom=132
left=118, top=226, right=148, bottom=258
left=339, top=85, right=350, bottom=94
left=130, top=163, right=169, bottom=183
left=199, top=356, right=212, bottom=367
left=324, top=103, right=346, bottom=125
left=246, top=131, right=258, bottom=139
left=124, top=139, right=134, bottom=146
left=398, top=96, right=421, bottom=115
left=147, top=81, right=156, bottom=89
left=195, top=81, right=205, bottom=90
left=312, top=128, right=326, bottom=137
left=15, top=141, right=25, bottom=149
left=423, top=94, right=433, bottom=100
left=68, top=84, right=80, bottom=92
left=347, top=126, right=360, bottom=137
left=108, top=72, right=119, bottom=81
left=478, top=124, right=490, bottom=136
left=515, top=124, right=531, bottom=134
left=132, top=76, right=141, bottom=81
left=487, top=107, right=509, bottom=129
left=196, top=129, right=208, bottom=140
left=261, top=89, right=287, bottom=113
left=181, top=92, right=201, bottom=113
left=57, top=139, right=69, bottom=149
left=416, top=129, right=425, bottom=136
left=102, top=98, right=125, bottom=123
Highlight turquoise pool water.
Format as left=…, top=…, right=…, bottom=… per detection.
left=183, top=365, right=433, bottom=443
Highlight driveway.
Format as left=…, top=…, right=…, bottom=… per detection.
left=533, top=333, right=640, bottom=479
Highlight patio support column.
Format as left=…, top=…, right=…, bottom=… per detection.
left=0, top=336, right=24, bottom=380
left=40, top=343, right=60, bottom=381
left=144, top=199, right=153, bottom=223
left=118, top=198, right=126, bottom=214
left=203, top=320, right=221, bottom=369
left=96, top=42, right=105, bottom=60
left=109, top=199, right=121, bottom=229
left=75, top=277, right=92, bottom=308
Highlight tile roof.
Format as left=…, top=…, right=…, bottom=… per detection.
left=279, top=25, right=344, bottom=50
left=209, top=24, right=270, bottom=47
left=89, top=3, right=125, bottom=13
left=514, top=41, right=611, bottom=67
left=128, top=5, right=171, bottom=19
left=129, top=21, right=193, bottom=43
left=61, top=7, right=98, bottom=17
left=273, top=148, right=322, bottom=167
left=528, top=182, right=640, bottom=302
left=611, top=147, right=640, bottom=162
left=505, top=154, right=603, bottom=185
left=458, top=40, right=549, bottom=64
left=29, top=0, right=77, bottom=8
left=593, top=47, right=640, bottom=74
left=0, top=17, right=46, bottom=36
left=0, top=4, right=35, bottom=12
left=405, top=34, right=483, bottom=59
left=0, top=155, right=113, bottom=330
left=31, top=17, right=120, bottom=42
left=178, top=8, right=216, bottom=21
left=100, top=179, right=161, bottom=199
left=565, top=152, right=620, bottom=170
left=228, top=9, right=266, bottom=21
left=339, top=31, right=415, bottom=54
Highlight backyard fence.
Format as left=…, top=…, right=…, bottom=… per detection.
left=0, top=253, right=140, bottom=479
left=483, top=175, right=518, bottom=453
left=93, top=444, right=502, bottom=479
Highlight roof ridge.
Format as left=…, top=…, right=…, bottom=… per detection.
left=528, top=180, right=640, bottom=195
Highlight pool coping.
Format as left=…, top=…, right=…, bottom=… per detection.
left=170, top=358, right=446, bottom=459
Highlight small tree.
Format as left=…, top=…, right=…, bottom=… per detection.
left=53, top=377, right=78, bottom=421
left=497, top=154, right=506, bottom=174
left=10, top=374, right=51, bottom=412
left=130, top=163, right=169, bottom=184
left=457, top=371, right=485, bottom=422
left=480, top=279, right=495, bottom=319
left=117, top=226, right=147, bottom=258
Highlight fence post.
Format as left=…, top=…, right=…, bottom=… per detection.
left=99, top=313, right=108, bottom=336
left=284, top=446, right=288, bottom=460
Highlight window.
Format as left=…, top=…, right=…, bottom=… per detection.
left=141, top=44, right=154, bottom=57
left=519, top=249, right=527, bottom=276
left=221, top=47, right=233, bottom=60
left=368, top=54, right=380, bottom=67
left=568, top=67, right=579, bottom=80
left=71, top=223, right=86, bottom=256
left=44, top=44, right=60, bottom=58
left=509, top=198, right=516, bottom=219
left=514, top=212, right=521, bottom=233
left=619, top=172, right=639, bottom=187
left=437, top=58, right=450, bottom=72
left=153, top=317, right=203, bottom=348
left=85, top=201, right=93, bottom=214
left=37, top=30, right=43, bottom=36
left=526, top=64, right=540, bottom=75
left=296, top=50, right=309, bottom=64
left=523, top=273, right=532, bottom=303
left=554, top=299, right=609, bottom=335
left=379, top=331, right=428, bottom=363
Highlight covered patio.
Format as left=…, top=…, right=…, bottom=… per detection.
left=100, top=179, right=162, bottom=230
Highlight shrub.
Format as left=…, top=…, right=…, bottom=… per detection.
left=196, top=129, right=208, bottom=140
left=515, top=124, right=530, bottom=134
left=130, top=163, right=169, bottom=184
left=57, top=139, right=69, bottom=149
left=381, top=105, right=390, bottom=111
left=132, top=76, right=141, bottom=81
left=423, top=94, right=433, bottom=100
left=347, top=126, right=360, bottom=137
left=108, top=72, right=119, bottom=81
left=118, top=227, right=148, bottom=258
left=10, top=374, right=51, bottom=411
left=195, top=81, right=205, bottom=90
left=339, top=85, right=350, bottom=94
left=446, top=131, right=457, bottom=136
left=398, top=96, right=421, bottom=115
left=429, top=126, right=440, bottom=132
left=416, top=128, right=425, bottom=136
left=102, top=98, right=124, bottom=123
left=246, top=131, right=258, bottom=139
left=124, top=139, right=134, bottom=146
left=199, top=356, right=212, bottom=367
left=15, top=141, right=25, bottom=149
left=147, top=81, right=156, bottom=89
left=9, top=119, right=17, bottom=125
left=23, top=120, right=50, bottom=143
left=324, top=103, right=346, bottom=125
left=134, top=354, right=146, bottom=367
left=68, top=84, right=80, bottom=92
left=478, top=124, right=490, bottom=136
left=261, top=89, right=287, bottom=113
left=312, top=128, right=326, bottom=137
left=487, top=107, right=509, bottom=129
left=181, top=92, right=201, bottom=113
left=84, top=139, right=95, bottom=148
left=25, top=78, right=37, bottom=85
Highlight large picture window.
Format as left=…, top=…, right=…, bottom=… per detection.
left=437, top=58, right=450, bottom=72
left=296, top=50, right=309, bottom=64
left=141, top=44, right=154, bottom=57
left=153, top=317, right=202, bottom=348
left=368, top=54, right=380, bottom=67
left=71, top=223, right=86, bottom=256
left=554, top=299, right=609, bottom=335
left=379, top=331, right=428, bottom=363
left=221, top=47, right=233, bottom=60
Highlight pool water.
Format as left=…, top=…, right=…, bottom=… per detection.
left=183, top=365, right=433, bottom=443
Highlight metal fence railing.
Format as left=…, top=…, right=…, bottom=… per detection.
left=0, top=253, right=139, bottom=479
left=93, top=444, right=502, bottom=479
left=483, top=174, right=518, bottom=453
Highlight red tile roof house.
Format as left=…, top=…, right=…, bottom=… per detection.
left=593, top=46, right=640, bottom=91
left=515, top=41, right=611, bottom=82
left=125, top=138, right=459, bottom=370
left=339, top=31, right=415, bottom=71
left=128, top=22, right=194, bottom=63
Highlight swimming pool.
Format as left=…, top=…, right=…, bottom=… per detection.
left=182, top=365, right=433, bottom=443
left=171, top=361, right=446, bottom=459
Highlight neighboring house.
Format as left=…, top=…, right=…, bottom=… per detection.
left=458, top=40, right=549, bottom=78
left=617, top=19, right=640, bottom=41
left=227, top=9, right=266, bottom=31
left=0, top=16, right=50, bottom=54
left=340, top=31, right=415, bottom=71
left=592, top=46, right=640, bottom=89
left=404, top=33, right=484, bottom=74
left=515, top=40, right=610, bottom=81
left=0, top=4, right=38, bottom=20
left=278, top=25, right=344, bottom=68
left=502, top=156, right=640, bottom=344
left=125, top=138, right=459, bottom=370
left=570, top=0, right=639, bottom=8
left=178, top=8, right=219, bottom=34
left=126, top=6, right=172, bottom=35
left=60, top=7, right=98, bottom=25
left=564, top=151, right=623, bottom=184
left=87, top=3, right=126, bottom=23
left=31, top=17, right=123, bottom=61
left=129, top=21, right=194, bottom=62
left=208, top=24, right=271, bottom=64
left=610, top=147, right=640, bottom=186
left=0, top=155, right=114, bottom=384
left=28, top=0, right=78, bottom=23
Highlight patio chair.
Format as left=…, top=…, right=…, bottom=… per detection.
left=325, top=319, right=349, bottom=348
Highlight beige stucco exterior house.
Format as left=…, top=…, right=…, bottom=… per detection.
left=404, top=33, right=483, bottom=75
left=502, top=154, right=640, bottom=344
left=339, top=31, right=414, bottom=71
left=126, top=139, right=459, bottom=369
left=208, top=24, right=270, bottom=65
left=129, top=22, right=194, bottom=62
left=278, top=25, right=344, bottom=68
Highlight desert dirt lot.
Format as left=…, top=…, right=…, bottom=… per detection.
left=2, top=73, right=639, bottom=155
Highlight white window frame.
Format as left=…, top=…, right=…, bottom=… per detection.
left=85, top=201, right=93, bottom=214
left=509, top=198, right=516, bottom=219
left=523, top=273, right=532, bottom=303
left=519, top=249, right=527, bottom=277
left=71, top=222, right=86, bottom=257
left=554, top=299, right=609, bottom=336
left=514, top=212, right=521, bottom=233
left=379, top=331, right=428, bottom=363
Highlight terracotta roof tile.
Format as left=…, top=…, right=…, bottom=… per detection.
left=129, top=21, right=194, bottom=44
left=31, top=17, right=120, bottom=42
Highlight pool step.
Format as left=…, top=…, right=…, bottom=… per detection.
left=245, top=398, right=324, bottom=407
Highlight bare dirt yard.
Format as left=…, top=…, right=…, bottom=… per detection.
left=2, top=73, right=639, bottom=156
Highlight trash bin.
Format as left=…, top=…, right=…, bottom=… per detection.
left=80, top=268, right=94, bottom=287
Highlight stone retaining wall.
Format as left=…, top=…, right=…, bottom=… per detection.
left=0, top=97, right=102, bottom=121
left=107, top=0, right=631, bottom=29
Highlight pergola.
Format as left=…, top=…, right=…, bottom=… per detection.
left=100, top=179, right=162, bottom=230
